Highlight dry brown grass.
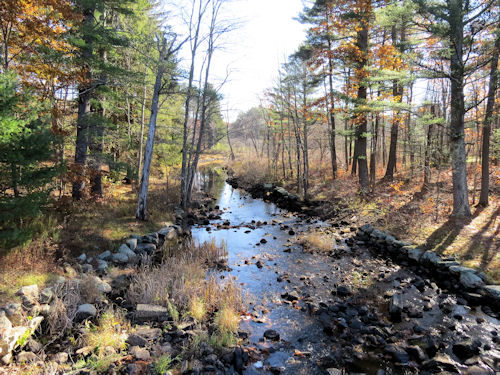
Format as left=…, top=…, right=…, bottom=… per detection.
left=46, top=276, right=104, bottom=336
left=128, top=240, right=243, bottom=324
left=298, top=232, right=334, bottom=253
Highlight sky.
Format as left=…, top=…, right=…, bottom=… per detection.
left=167, top=0, right=308, bottom=122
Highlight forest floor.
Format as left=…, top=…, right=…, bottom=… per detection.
left=229, top=155, right=500, bottom=283
left=0, top=176, right=177, bottom=306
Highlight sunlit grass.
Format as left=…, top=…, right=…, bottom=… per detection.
left=82, top=309, right=128, bottom=356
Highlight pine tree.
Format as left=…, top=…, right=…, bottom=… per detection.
left=0, top=72, right=60, bottom=246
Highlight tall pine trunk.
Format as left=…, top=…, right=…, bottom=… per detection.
left=354, top=24, right=369, bottom=191
left=448, top=0, right=471, bottom=217
left=479, top=34, right=500, bottom=206
left=72, top=7, right=94, bottom=200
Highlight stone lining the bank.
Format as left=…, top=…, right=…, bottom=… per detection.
left=355, top=223, right=500, bottom=310
left=0, top=223, right=183, bottom=366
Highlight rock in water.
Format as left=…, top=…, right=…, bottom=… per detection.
left=452, top=340, right=480, bottom=360
left=389, top=294, right=403, bottom=322
left=336, top=286, right=351, bottom=297
left=263, top=329, right=280, bottom=341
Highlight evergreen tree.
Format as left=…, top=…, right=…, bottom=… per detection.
left=0, top=72, right=60, bottom=246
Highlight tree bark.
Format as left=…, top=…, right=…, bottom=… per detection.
left=478, top=34, right=499, bottom=206
left=448, top=0, right=471, bottom=217
left=354, top=24, right=369, bottom=191
left=72, top=7, right=94, bottom=200
left=136, top=38, right=167, bottom=220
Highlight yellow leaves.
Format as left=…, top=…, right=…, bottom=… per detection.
left=390, top=181, right=405, bottom=196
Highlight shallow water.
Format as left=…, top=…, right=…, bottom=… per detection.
left=191, top=174, right=500, bottom=375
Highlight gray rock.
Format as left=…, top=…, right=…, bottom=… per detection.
left=158, top=227, right=176, bottom=240
left=98, top=250, right=111, bottom=260
left=1, top=353, right=12, bottom=365
left=422, top=353, right=460, bottom=372
left=135, top=326, right=161, bottom=340
left=136, top=243, right=156, bottom=254
left=16, top=351, right=37, bottom=363
left=27, top=339, right=42, bottom=353
left=129, top=346, right=150, bottom=361
left=81, top=264, right=93, bottom=273
left=359, top=223, right=374, bottom=234
left=39, top=288, right=54, bottom=305
left=407, top=248, right=425, bottom=262
left=405, top=345, right=426, bottom=362
left=420, top=251, right=441, bottom=266
left=75, top=304, right=97, bottom=322
left=96, top=259, right=108, bottom=272
left=0, top=326, right=29, bottom=357
left=16, top=285, right=39, bottom=308
left=94, top=277, right=111, bottom=293
left=126, top=334, right=148, bottom=347
left=460, top=271, right=484, bottom=289
left=384, top=344, right=409, bottom=363
left=449, top=265, right=475, bottom=275
left=3, top=304, right=24, bottom=325
left=0, top=311, right=12, bottom=333
left=118, top=244, right=135, bottom=257
left=3, top=303, right=26, bottom=326
left=53, top=352, right=69, bottom=364
left=126, top=238, right=138, bottom=251
left=135, top=304, right=169, bottom=321
left=111, top=252, right=129, bottom=264
left=482, top=285, right=500, bottom=302
left=77, top=253, right=87, bottom=263
left=452, top=340, right=480, bottom=360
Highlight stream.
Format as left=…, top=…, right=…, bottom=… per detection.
left=191, top=169, right=500, bottom=375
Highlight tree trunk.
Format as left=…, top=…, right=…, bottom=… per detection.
left=448, top=0, right=471, bottom=217
left=72, top=7, right=94, bottom=200
left=136, top=39, right=167, bottom=220
left=327, top=39, right=337, bottom=179
left=478, top=34, right=499, bottom=206
left=354, top=24, right=369, bottom=191
left=137, top=65, right=148, bottom=181
left=423, top=104, right=435, bottom=191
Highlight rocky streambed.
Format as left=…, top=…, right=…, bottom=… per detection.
left=188, top=174, right=500, bottom=374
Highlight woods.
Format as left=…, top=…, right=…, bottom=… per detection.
left=0, top=0, right=499, bottom=374
left=0, top=0, right=230, bottom=247
left=234, top=0, right=499, bottom=220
